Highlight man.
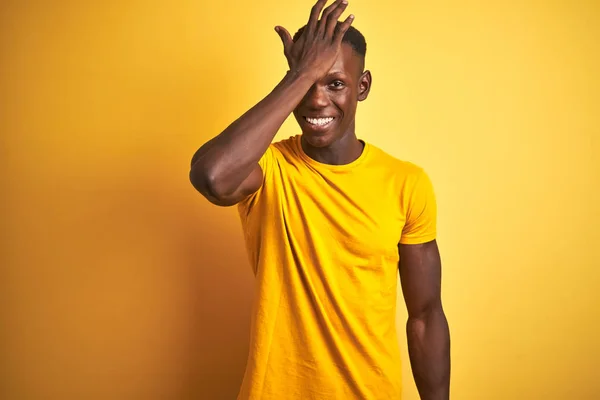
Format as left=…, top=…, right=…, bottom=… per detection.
left=189, top=0, right=451, bottom=398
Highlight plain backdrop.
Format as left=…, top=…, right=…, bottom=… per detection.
left=1, top=1, right=599, bottom=399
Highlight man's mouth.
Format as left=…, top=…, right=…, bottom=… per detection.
left=303, top=116, right=335, bottom=127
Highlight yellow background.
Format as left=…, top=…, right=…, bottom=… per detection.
left=2, top=1, right=599, bottom=399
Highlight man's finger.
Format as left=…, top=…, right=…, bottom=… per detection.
left=306, top=0, right=328, bottom=36
left=325, top=0, right=348, bottom=39
left=275, top=26, right=293, bottom=57
left=317, top=0, right=343, bottom=38
left=333, top=14, right=354, bottom=44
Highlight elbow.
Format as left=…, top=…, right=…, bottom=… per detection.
left=189, top=162, right=221, bottom=199
left=189, top=141, right=237, bottom=204
left=189, top=162, right=236, bottom=206
left=407, top=302, right=445, bottom=324
left=406, top=304, right=449, bottom=341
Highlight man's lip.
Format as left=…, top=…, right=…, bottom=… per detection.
left=303, top=116, right=336, bottom=119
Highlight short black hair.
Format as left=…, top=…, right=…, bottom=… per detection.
left=292, top=23, right=367, bottom=59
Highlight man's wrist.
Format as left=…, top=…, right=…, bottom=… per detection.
left=283, top=68, right=317, bottom=86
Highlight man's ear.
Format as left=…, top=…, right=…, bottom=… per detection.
left=358, top=70, right=372, bottom=102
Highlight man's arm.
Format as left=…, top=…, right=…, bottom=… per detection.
left=189, top=71, right=313, bottom=207
left=189, top=0, right=354, bottom=206
left=399, top=239, right=450, bottom=400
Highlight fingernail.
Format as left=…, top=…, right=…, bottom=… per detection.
left=349, top=14, right=355, bottom=19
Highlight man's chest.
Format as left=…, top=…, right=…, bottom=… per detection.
left=270, top=169, right=406, bottom=257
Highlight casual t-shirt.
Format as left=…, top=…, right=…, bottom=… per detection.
left=236, top=134, right=437, bottom=400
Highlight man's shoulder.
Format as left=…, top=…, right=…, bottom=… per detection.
left=271, top=134, right=299, bottom=149
left=366, top=141, right=425, bottom=178
left=265, top=135, right=301, bottom=161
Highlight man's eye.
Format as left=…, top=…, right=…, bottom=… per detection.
left=331, top=81, right=345, bottom=88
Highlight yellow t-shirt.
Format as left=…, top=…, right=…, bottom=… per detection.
left=236, top=135, right=437, bottom=400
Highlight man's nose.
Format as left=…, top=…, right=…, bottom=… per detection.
left=304, top=84, right=329, bottom=108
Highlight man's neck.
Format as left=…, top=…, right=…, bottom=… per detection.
left=301, top=132, right=365, bottom=166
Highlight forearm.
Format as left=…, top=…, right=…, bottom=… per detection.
left=190, top=70, right=315, bottom=193
left=406, top=307, right=451, bottom=400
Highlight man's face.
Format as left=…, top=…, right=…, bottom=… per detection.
left=293, top=43, right=371, bottom=148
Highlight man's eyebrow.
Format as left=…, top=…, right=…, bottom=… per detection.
left=326, top=71, right=346, bottom=77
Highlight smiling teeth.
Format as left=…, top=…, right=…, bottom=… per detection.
left=306, top=117, right=334, bottom=126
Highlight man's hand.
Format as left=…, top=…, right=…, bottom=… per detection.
left=191, top=1, right=355, bottom=205
left=275, top=0, right=354, bottom=82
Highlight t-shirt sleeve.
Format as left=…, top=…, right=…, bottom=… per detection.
left=237, top=144, right=277, bottom=210
left=399, top=168, right=437, bottom=245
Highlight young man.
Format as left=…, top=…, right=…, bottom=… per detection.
left=189, top=0, right=451, bottom=398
